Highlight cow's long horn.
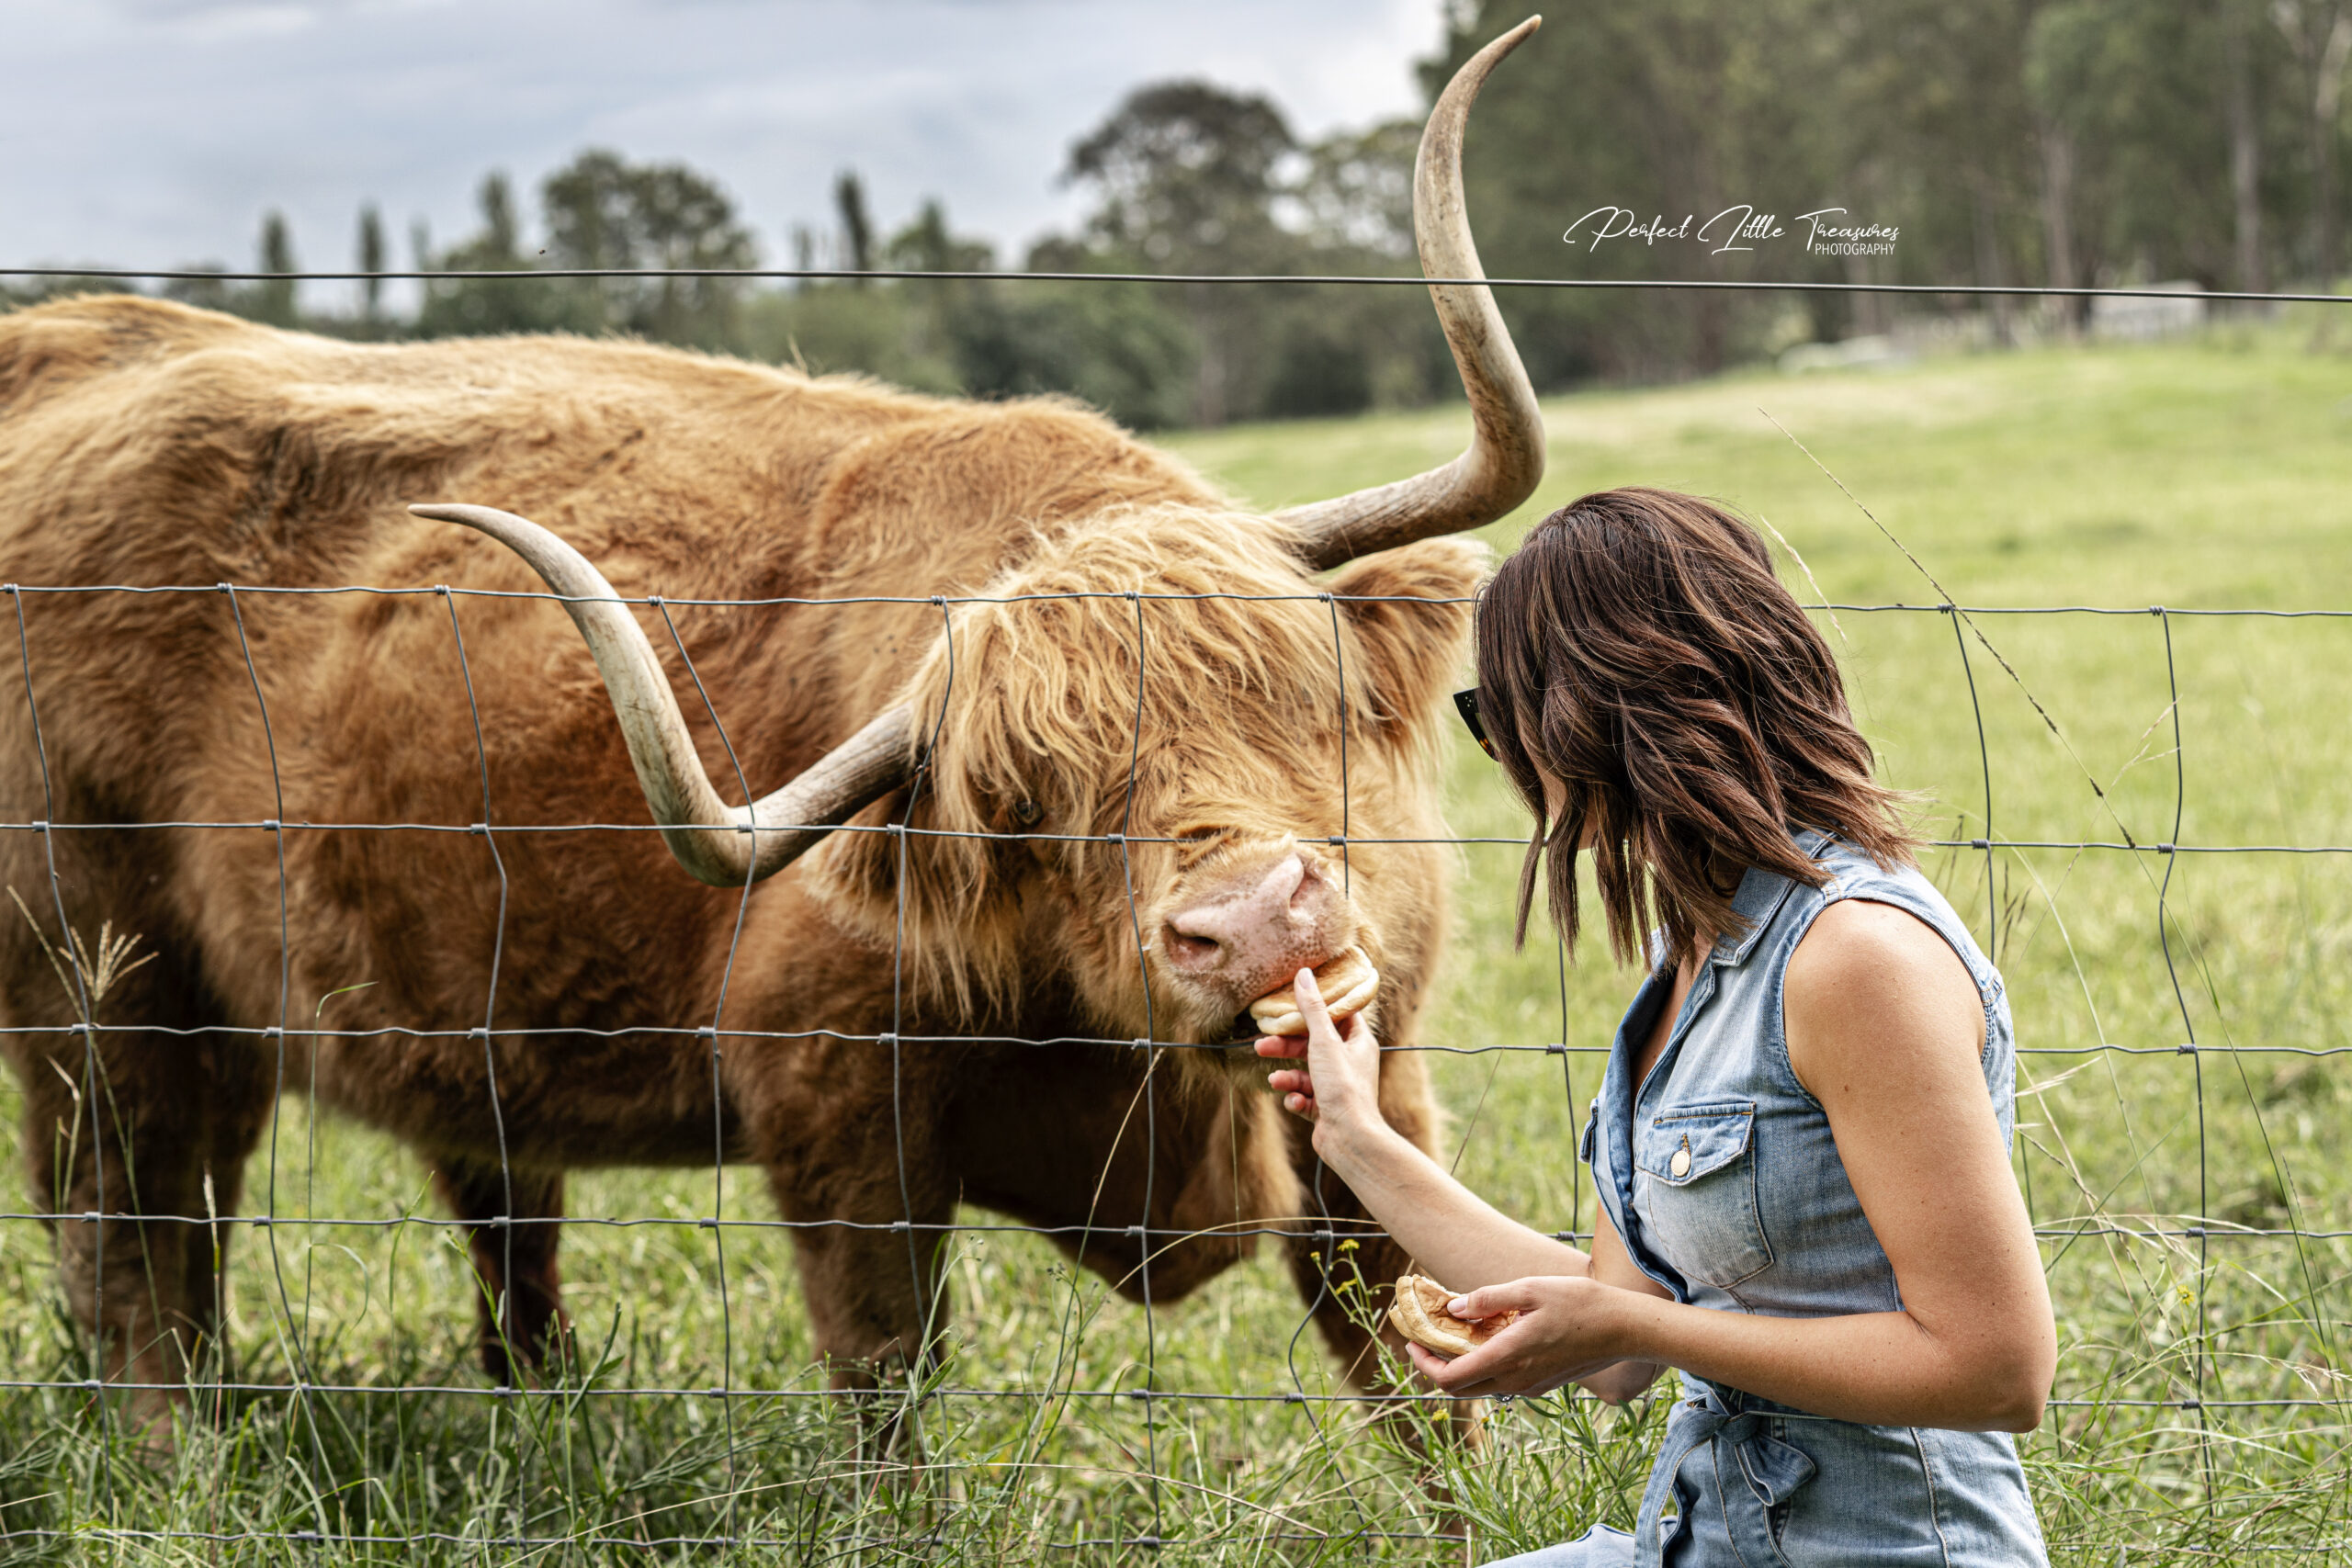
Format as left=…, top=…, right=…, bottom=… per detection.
left=410, top=502, right=914, bottom=887
left=1276, top=17, right=1546, bottom=570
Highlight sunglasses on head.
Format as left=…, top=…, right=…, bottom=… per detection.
left=1453, top=687, right=1496, bottom=759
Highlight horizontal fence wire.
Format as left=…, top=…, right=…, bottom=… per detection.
left=0, top=275, right=2345, bottom=1560
left=10, top=263, right=2352, bottom=306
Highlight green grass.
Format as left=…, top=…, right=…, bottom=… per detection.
left=8, top=320, right=2352, bottom=1562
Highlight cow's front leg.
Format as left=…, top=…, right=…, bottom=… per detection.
left=767, top=1141, right=956, bottom=1473
left=433, top=1159, right=570, bottom=1385
left=14, top=1017, right=271, bottom=1438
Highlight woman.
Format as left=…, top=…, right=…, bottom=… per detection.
left=1259, top=489, right=2053, bottom=1565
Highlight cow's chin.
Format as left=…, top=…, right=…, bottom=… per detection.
left=1144, top=976, right=1301, bottom=1055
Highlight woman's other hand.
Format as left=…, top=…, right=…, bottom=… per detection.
left=1254, top=967, right=1385, bottom=1146
left=1404, top=1276, right=1650, bottom=1400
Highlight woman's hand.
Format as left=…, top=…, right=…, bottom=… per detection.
left=1253, top=968, right=1386, bottom=1146
left=1403, top=1276, right=1642, bottom=1398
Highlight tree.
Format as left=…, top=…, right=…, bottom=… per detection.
left=1294, top=119, right=1419, bottom=258
left=2274, top=0, right=2352, bottom=286
left=1425, top=0, right=1830, bottom=380
left=541, top=150, right=758, bottom=346
left=2226, top=0, right=2270, bottom=293
left=835, top=171, right=875, bottom=281
left=254, top=211, right=298, bottom=327
left=1065, top=81, right=1300, bottom=423
left=356, top=203, right=387, bottom=322
left=416, top=172, right=578, bottom=338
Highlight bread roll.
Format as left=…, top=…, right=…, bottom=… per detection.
left=1247, top=946, right=1378, bottom=1037
left=1385, top=1273, right=1517, bottom=1358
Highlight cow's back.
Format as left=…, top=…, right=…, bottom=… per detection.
left=0, top=294, right=1227, bottom=1072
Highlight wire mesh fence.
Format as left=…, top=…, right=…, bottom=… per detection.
left=0, top=270, right=2347, bottom=1562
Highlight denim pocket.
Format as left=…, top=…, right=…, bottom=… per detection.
left=1634, top=1101, right=1773, bottom=1288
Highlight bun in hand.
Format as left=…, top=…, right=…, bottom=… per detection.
left=1248, top=946, right=1379, bottom=1037
left=1385, top=1273, right=1517, bottom=1358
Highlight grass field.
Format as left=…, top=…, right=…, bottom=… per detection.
left=6, top=319, right=2352, bottom=1562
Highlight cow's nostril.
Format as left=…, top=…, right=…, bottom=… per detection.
left=1163, top=929, right=1220, bottom=968
left=1287, top=856, right=1325, bottom=913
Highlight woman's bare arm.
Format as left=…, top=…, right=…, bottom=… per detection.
left=1262, top=1003, right=1586, bottom=1288
left=1410, top=900, right=2055, bottom=1431
left=1258, top=976, right=1669, bottom=1400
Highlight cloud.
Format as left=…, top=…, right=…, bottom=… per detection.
left=6, top=0, right=1443, bottom=315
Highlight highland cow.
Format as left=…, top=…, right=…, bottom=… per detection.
left=0, top=24, right=1544, bottom=1418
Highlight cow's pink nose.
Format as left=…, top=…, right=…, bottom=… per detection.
left=1161, top=852, right=1337, bottom=985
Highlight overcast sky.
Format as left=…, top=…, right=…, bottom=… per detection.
left=6, top=0, right=1444, bottom=313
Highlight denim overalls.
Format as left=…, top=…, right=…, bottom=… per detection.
left=1487, top=832, right=2049, bottom=1567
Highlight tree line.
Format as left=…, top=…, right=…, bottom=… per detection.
left=11, top=0, right=2347, bottom=424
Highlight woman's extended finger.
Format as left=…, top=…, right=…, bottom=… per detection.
left=1449, top=1279, right=1544, bottom=1322
left=1252, top=1032, right=1307, bottom=1060
left=1293, top=967, right=1339, bottom=1041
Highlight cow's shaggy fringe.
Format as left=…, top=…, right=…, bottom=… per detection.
left=808, top=503, right=1483, bottom=1059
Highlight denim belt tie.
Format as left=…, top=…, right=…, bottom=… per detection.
left=1634, top=1382, right=1819, bottom=1563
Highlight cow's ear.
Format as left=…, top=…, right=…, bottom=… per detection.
left=1326, top=536, right=1488, bottom=738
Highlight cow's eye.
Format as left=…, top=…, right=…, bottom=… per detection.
left=1012, top=798, right=1045, bottom=829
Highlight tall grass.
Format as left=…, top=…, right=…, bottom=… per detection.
left=5, top=322, right=2351, bottom=1562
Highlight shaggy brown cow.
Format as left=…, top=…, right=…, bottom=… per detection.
left=0, top=24, right=1544, bottom=1419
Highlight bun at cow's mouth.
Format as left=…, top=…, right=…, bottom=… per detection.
left=1385, top=1273, right=1517, bottom=1359
left=1247, top=946, right=1378, bottom=1037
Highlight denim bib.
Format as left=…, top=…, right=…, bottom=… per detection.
left=1533, top=830, right=2050, bottom=1568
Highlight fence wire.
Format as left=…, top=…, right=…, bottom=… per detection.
left=1, top=266, right=2347, bottom=1561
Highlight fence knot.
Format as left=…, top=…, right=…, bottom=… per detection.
left=433, top=583, right=449, bottom=597
left=1971, top=838, right=1990, bottom=851
left=2177, top=1043, right=2198, bottom=1055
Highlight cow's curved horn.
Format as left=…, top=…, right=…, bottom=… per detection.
left=410, top=502, right=914, bottom=887
left=1276, top=17, right=1546, bottom=570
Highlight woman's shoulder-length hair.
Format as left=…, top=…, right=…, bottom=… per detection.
left=1474, top=486, right=1916, bottom=968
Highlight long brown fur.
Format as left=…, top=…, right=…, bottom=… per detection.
left=0, top=296, right=1481, bottom=1423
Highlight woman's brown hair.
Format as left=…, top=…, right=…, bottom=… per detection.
left=1475, top=487, right=1913, bottom=968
